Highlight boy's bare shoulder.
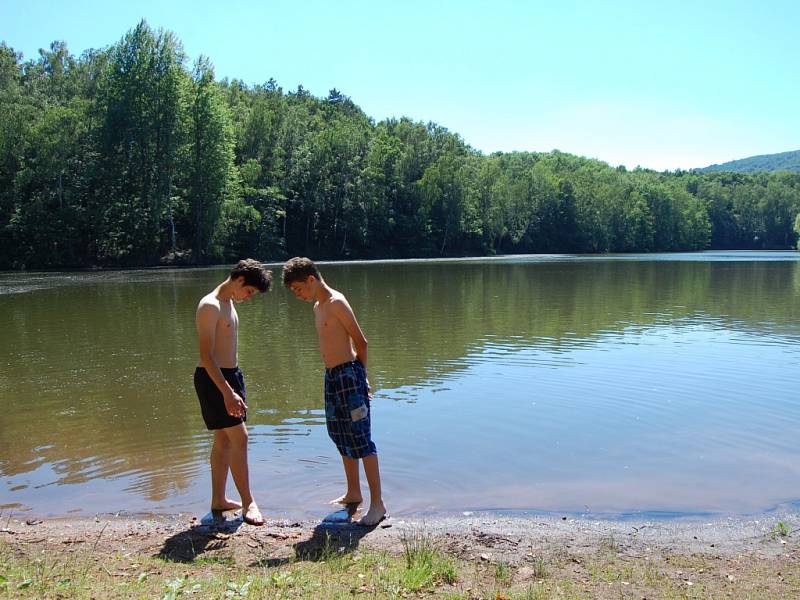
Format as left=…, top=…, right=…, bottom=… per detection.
left=329, top=289, right=350, bottom=305
left=196, top=292, right=221, bottom=316
left=328, top=292, right=354, bottom=314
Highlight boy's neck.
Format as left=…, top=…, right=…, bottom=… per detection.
left=217, top=278, right=235, bottom=301
left=313, top=280, right=333, bottom=303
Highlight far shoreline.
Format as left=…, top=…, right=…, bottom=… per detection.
left=1, top=248, right=799, bottom=276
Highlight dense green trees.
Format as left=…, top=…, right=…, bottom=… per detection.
left=1, top=22, right=799, bottom=269
left=96, top=23, right=187, bottom=264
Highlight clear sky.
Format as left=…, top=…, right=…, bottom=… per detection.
left=2, top=0, right=798, bottom=171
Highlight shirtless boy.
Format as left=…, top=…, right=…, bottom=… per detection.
left=194, top=259, right=272, bottom=525
left=282, top=257, right=387, bottom=526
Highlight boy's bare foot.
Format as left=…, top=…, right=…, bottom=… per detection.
left=356, top=502, right=387, bottom=527
left=242, top=502, right=264, bottom=526
left=330, top=494, right=363, bottom=505
left=211, top=499, right=242, bottom=512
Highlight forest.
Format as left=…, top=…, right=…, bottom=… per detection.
left=2, top=21, right=799, bottom=269
left=698, top=149, right=800, bottom=174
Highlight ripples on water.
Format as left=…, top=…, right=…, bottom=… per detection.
left=2, top=252, right=800, bottom=517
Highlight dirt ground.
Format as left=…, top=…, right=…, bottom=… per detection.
left=2, top=508, right=799, bottom=598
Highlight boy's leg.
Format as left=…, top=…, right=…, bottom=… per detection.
left=219, top=423, right=263, bottom=525
left=332, top=455, right=363, bottom=505
left=210, top=429, right=242, bottom=511
left=358, top=454, right=387, bottom=526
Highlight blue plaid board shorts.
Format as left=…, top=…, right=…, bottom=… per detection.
left=324, top=360, right=377, bottom=459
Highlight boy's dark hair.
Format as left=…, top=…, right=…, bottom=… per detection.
left=231, top=259, right=272, bottom=292
left=282, top=256, right=321, bottom=287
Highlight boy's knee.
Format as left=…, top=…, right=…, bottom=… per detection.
left=227, top=425, right=249, bottom=447
left=214, top=424, right=248, bottom=448
left=213, top=431, right=231, bottom=449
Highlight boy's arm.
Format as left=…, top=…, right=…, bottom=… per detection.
left=196, top=303, right=247, bottom=416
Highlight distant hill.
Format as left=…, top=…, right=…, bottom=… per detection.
left=697, top=150, right=800, bottom=173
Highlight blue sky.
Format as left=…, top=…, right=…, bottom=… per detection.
left=3, top=0, right=798, bottom=171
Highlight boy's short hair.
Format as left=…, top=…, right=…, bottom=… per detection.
left=282, top=257, right=321, bottom=287
left=231, top=259, right=272, bottom=292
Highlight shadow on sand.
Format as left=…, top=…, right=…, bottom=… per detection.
left=251, top=503, right=383, bottom=567
left=157, top=505, right=386, bottom=566
left=157, top=510, right=244, bottom=563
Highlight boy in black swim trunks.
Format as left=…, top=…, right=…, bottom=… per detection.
left=194, top=259, right=272, bottom=525
left=282, top=257, right=387, bottom=526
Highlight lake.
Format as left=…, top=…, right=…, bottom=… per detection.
left=2, top=251, right=800, bottom=518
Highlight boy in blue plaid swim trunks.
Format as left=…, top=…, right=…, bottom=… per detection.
left=283, top=257, right=387, bottom=526
left=325, top=359, right=376, bottom=459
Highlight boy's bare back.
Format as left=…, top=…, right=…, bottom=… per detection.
left=313, top=289, right=365, bottom=369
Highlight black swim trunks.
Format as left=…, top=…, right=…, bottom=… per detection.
left=194, top=366, right=247, bottom=430
left=324, top=360, right=377, bottom=459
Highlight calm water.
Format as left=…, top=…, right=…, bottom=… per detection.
left=2, top=252, right=800, bottom=518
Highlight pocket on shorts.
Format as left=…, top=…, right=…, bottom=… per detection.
left=350, top=403, right=368, bottom=422
left=349, top=402, right=371, bottom=439
left=346, top=392, right=368, bottom=422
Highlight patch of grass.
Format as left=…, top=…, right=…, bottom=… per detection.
left=772, top=521, right=793, bottom=539
left=0, top=537, right=102, bottom=598
left=587, top=557, right=633, bottom=584
left=400, top=565, right=435, bottom=592
left=598, top=535, right=621, bottom=553
left=3, top=528, right=800, bottom=600
left=225, top=575, right=254, bottom=598
left=397, top=530, right=457, bottom=591
left=784, top=573, right=800, bottom=587
left=358, top=550, right=389, bottom=570
left=438, top=557, right=458, bottom=585
left=193, top=554, right=234, bottom=567
left=269, top=569, right=296, bottom=589
left=494, top=561, right=512, bottom=585
left=547, top=546, right=570, bottom=569
left=545, top=579, right=585, bottom=599
left=513, top=584, right=550, bottom=599
left=643, top=559, right=668, bottom=587
left=161, top=575, right=200, bottom=599
left=531, top=556, right=549, bottom=579
left=663, top=553, right=710, bottom=571
left=318, top=533, right=352, bottom=574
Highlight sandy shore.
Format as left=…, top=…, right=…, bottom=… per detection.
left=3, top=508, right=798, bottom=560
left=2, top=509, right=799, bottom=597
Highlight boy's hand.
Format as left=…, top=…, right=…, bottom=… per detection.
left=224, top=390, right=247, bottom=417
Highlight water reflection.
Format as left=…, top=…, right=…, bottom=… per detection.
left=1, top=252, right=800, bottom=516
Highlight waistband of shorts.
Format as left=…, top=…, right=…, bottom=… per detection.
left=325, top=359, right=363, bottom=377
left=196, top=366, right=241, bottom=375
